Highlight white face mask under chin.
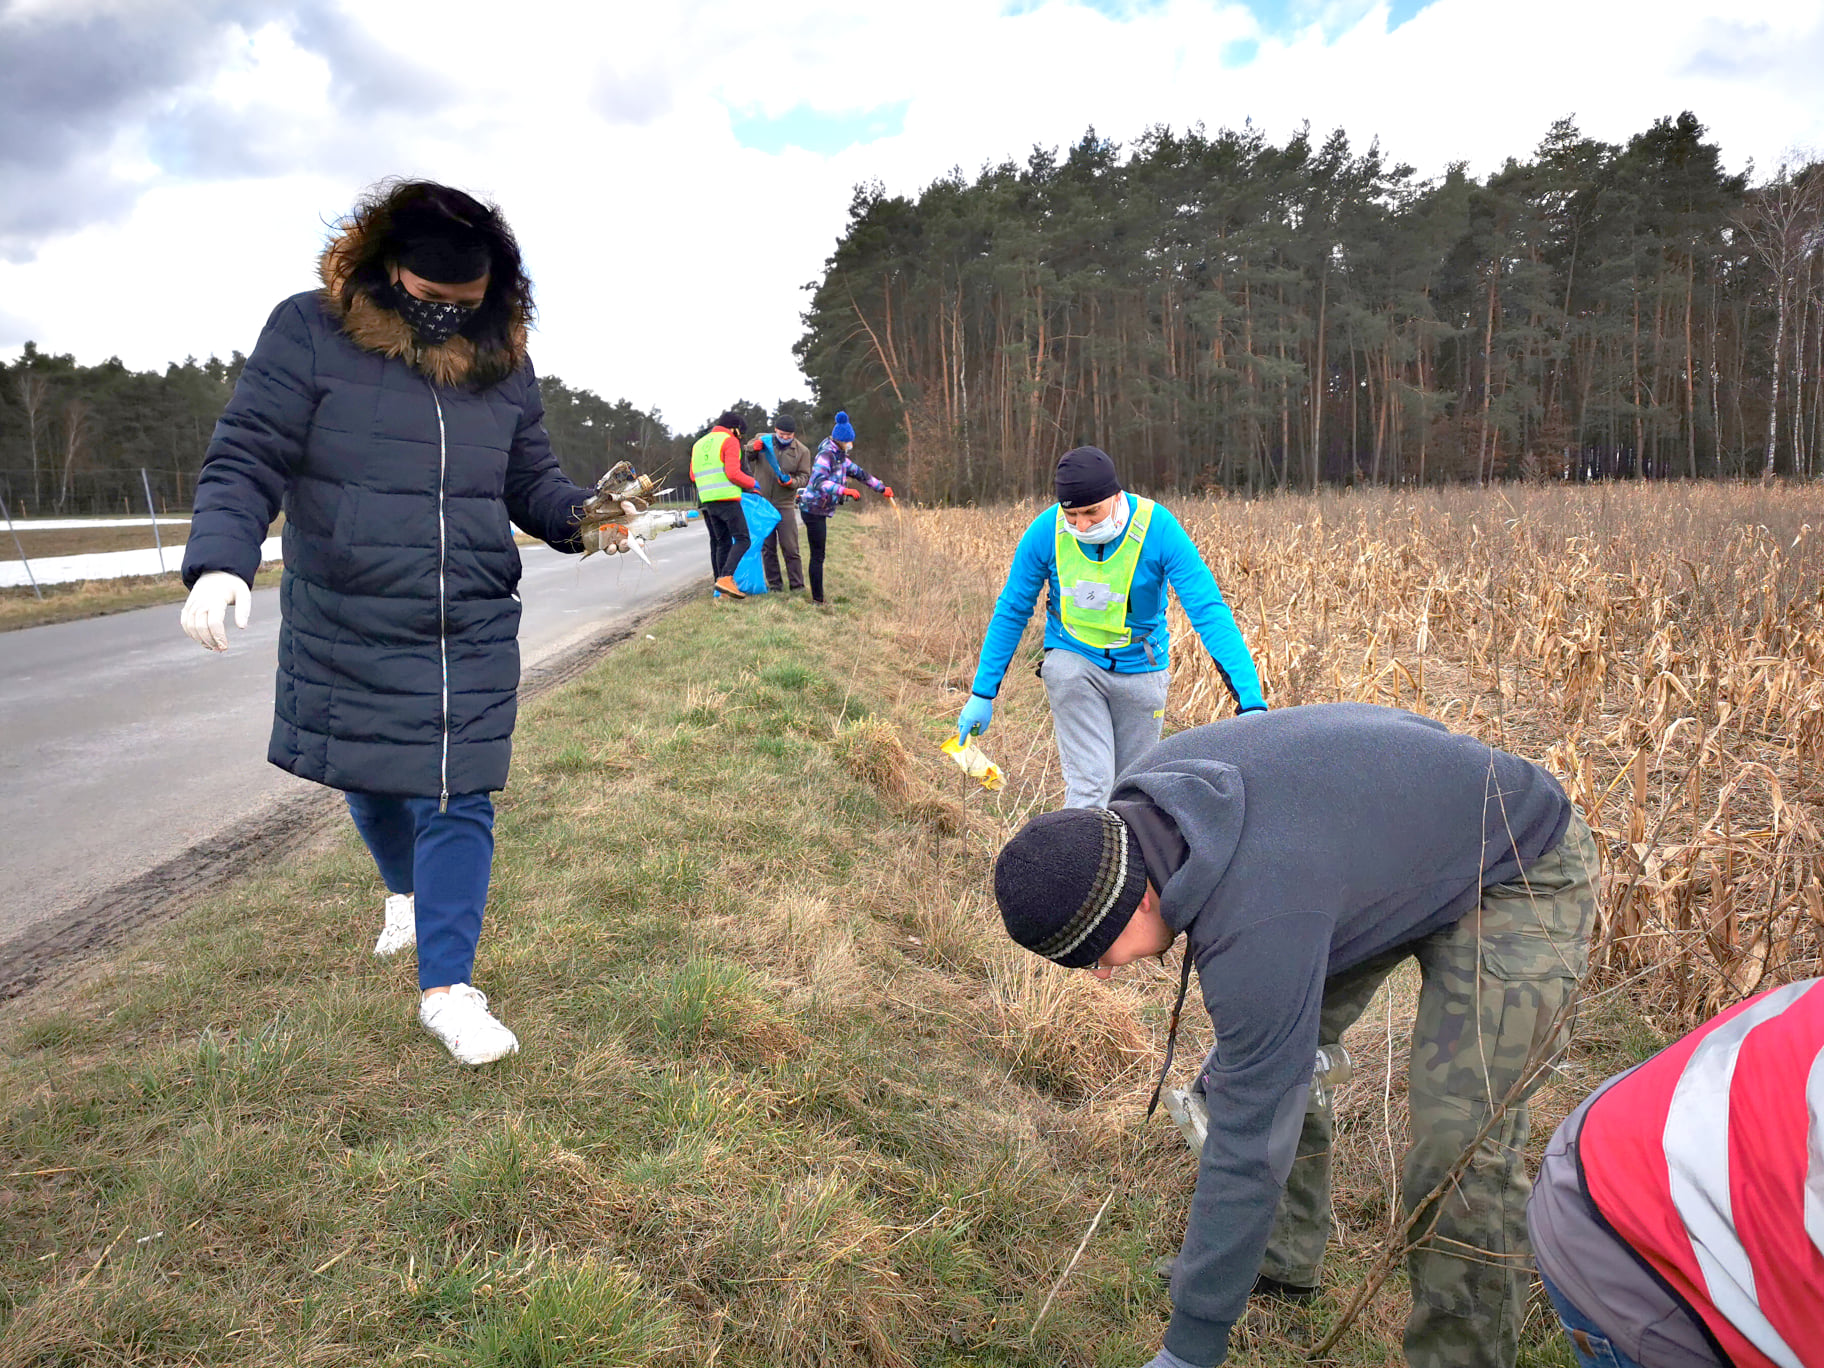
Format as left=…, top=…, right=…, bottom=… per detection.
left=1067, top=497, right=1130, bottom=545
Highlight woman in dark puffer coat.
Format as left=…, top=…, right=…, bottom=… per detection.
left=179, top=180, right=591, bottom=1065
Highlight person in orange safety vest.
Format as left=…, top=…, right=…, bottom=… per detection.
left=1527, top=975, right=1824, bottom=1368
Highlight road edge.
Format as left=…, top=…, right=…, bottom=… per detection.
left=0, top=583, right=700, bottom=1007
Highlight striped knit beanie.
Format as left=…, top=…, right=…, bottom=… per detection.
left=994, top=807, right=1148, bottom=968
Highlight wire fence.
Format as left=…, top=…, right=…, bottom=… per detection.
left=0, top=469, right=201, bottom=521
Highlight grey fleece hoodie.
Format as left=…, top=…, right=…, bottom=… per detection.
left=1105, top=702, right=1570, bottom=1367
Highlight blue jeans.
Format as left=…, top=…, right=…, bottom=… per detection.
left=1539, top=1271, right=1647, bottom=1368
left=344, top=791, right=495, bottom=992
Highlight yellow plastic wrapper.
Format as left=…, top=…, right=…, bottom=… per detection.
left=941, top=737, right=1004, bottom=791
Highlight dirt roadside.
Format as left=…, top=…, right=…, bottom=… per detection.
left=0, top=584, right=697, bottom=1011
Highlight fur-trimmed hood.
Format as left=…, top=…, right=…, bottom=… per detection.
left=317, top=227, right=529, bottom=390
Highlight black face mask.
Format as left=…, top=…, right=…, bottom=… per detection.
left=387, top=280, right=476, bottom=347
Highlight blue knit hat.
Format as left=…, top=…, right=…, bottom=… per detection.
left=831, top=411, right=856, bottom=443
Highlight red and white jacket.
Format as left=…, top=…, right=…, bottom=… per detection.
left=1580, top=976, right=1824, bottom=1368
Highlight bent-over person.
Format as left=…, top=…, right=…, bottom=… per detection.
left=991, top=703, right=1598, bottom=1368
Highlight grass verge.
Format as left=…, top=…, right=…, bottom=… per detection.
left=5, top=525, right=194, bottom=559
left=0, top=525, right=1186, bottom=1367
left=0, top=512, right=1659, bottom=1367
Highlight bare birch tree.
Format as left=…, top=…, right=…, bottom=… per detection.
left=15, top=369, right=49, bottom=509
left=1735, top=163, right=1824, bottom=481
left=55, top=398, right=89, bottom=513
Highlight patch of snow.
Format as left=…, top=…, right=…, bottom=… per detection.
left=0, top=538, right=281, bottom=588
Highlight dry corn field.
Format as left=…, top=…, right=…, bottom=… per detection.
left=886, top=482, right=1823, bottom=1031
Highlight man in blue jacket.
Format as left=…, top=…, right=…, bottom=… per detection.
left=993, top=703, right=1598, bottom=1368
left=955, top=447, right=1265, bottom=806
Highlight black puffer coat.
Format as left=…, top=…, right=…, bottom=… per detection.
left=182, top=235, right=590, bottom=798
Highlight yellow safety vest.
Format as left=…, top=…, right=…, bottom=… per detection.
left=1054, top=497, right=1155, bottom=649
left=691, top=430, right=741, bottom=502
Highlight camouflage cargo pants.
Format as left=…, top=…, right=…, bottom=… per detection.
left=1258, top=813, right=1598, bottom=1368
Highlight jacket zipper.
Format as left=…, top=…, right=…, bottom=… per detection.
left=430, top=384, right=450, bottom=811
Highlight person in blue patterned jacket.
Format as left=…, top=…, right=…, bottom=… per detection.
left=794, top=410, right=893, bottom=605
left=177, top=180, right=594, bottom=1067
left=956, top=447, right=1265, bottom=807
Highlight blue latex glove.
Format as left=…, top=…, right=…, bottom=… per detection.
left=1143, top=1348, right=1207, bottom=1368
left=957, top=695, right=994, bottom=745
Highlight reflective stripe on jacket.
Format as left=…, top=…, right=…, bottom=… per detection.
left=1053, top=497, right=1155, bottom=648
left=690, top=428, right=749, bottom=502
left=968, top=494, right=1265, bottom=710
left=1580, top=976, right=1824, bottom=1368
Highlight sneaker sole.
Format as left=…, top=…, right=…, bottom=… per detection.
left=448, top=1039, right=518, bottom=1066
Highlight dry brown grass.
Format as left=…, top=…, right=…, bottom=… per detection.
left=897, top=483, right=1824, bottom=1029
left=6, top=494, right=1809, bottom=1366
left=5, top=523, right=192, bottom=558
left=845, top=484, right=1821, bottom=1363
left=835, top=716, right=914, bottom=800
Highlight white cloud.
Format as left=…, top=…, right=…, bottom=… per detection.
left=3, top=0, right=1822, bottom=430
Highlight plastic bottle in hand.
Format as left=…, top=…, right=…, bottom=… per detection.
left=1164, top=1043, right=1355, bottom=1153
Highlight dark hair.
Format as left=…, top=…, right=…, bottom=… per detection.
left=335, top=179, right=533, bottom=379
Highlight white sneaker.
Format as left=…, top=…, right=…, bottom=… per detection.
left=418, top=984, right=519, bottom=1066
left=373, top=893, right=416, bottom=957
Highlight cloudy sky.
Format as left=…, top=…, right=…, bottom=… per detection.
left=3, top=0, right=1822, bottom=433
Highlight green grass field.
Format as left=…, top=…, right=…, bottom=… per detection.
left=0, top=517, right=1647, bottom=1366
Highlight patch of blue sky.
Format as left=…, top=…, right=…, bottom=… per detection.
left=1222, top=36, right=1260, bottom=65
left=1019, top=0, right=1436, bottom=33
left=1383, top=0, right=1433, bottom=28
left=730, top=101, right=909, bottom=156
left=1046, top=0, right=1168, bottom=14
left=1237, top=0, right=1439, bottom=30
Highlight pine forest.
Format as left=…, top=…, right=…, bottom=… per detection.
left=5, top=112, right=1823, bottom=515
left=796, top=113, right=1824, bottom=500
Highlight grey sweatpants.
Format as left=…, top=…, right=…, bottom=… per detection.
left=1040, top=648, right=1170, bottom=808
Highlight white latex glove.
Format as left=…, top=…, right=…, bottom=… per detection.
left=180, top=571, right=253, bottom=651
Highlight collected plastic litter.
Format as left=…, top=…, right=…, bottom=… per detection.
left=1162, top=1044, right=1354, bottom=1154
left=1163, top=1086, right=1209, bottom=1153
left=1310, top=1044, right=1354, bottom=1111
left=940, top=736, right=1004, bottom=790
left=579, top=461, right=662, bottom=561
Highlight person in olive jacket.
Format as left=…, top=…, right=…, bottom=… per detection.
left=745, top=412, right=815, bottom=592
left=178, top=179, right=595, bottom=1066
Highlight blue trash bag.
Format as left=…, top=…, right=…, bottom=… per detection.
left=733, top=492, right=781, bottom=594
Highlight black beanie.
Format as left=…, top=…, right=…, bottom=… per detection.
left=994, top=807, right=1149, bottom=968
left=1055, top=446, right=1121, bottom=507
left=395, top=232, right=493, bottom=284
left=772, top=413, right=797, bottom=432
left=715, top=410, right=748, bottom=434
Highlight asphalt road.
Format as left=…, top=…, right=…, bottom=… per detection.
left=0, top=527, right=708, bottom=950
